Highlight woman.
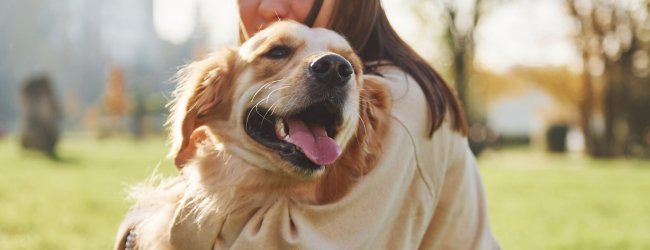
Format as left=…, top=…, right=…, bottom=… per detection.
left=235, top=0, right=499, bottom=249
left=115, top=1, right=500, bottom=249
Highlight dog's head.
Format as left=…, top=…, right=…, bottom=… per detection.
left=169, top=21, right=364, bottom=179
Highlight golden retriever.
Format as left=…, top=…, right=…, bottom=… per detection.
left=115, top=21, right=391, bottom=250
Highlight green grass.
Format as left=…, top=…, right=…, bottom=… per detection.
left=0, top=135, right=175, bottom=250
left=480, top=148, right=650, bottom=250
left=0, top=137, right=649, bottom=249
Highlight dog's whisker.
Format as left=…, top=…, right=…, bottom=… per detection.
left=252, top=84, right=290, bottom=126
left=269, top=96, right=289, bottom=115
left=252, top=105, right=266, bottom=127
left=264, top=86, right=290, bottom=105
left=252, top=79, right=283, bottom=101
left=244, top=101, right=260, bottom=129
left=251, top=80, right=282, bottom=102
left=264, top=79, right=285, bottom=89
left=268, top=84, right=290, bottom=92
left=251, top=100, right=276, bottom=129
left=265, top=101, right=279, bottom=118
left=266, top=96, right=290, bottom=119
left=260, top=94, right=290, bottom=128
left=245, top=99, right=268, bottom=130
left=253, top=100, right=266, bottom=117
left=261, top=105, right=275, bottom=126
left=250, top=88, right=266, bottom=104
left=284, top=92, right=300, bottom=112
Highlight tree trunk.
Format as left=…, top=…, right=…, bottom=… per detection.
left=579, top=51, right=597, bottom=156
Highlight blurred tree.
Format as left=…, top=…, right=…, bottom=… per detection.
left=413, top=0, right=495, bottom=154
left=19, top=74, right=61, bottom=158
left=102, top=66, right=130, bottom=136
left=567, top=0, right=650, bottom=157
left=438, top=0, right=481, bottom=114
left=104, top=67, right=128, bottom=118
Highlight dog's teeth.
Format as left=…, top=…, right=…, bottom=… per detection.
left=276, top=119, right=287, bottom=138
left=284, top=134, right=291, bottom=143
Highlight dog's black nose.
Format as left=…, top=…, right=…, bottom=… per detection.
left=310, top=54, right=353, bottom=86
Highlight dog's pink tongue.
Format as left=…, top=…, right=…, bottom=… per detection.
left=286, top=119, right=341, bottom=165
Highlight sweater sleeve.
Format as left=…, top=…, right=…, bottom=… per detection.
left=378, top=65, right=500, bottom=249
left=419, top=136, right=500, bottom=249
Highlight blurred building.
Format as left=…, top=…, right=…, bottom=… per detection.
left=487, top=88, right=553, bottom=139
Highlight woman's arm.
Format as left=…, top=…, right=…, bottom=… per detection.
left=375, top=65, right=499, bottom=249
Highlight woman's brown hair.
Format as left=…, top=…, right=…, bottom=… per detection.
left=328, top=0, right=467, bottom=137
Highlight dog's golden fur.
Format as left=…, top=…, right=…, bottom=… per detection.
left=117, top=21, right=391, bottom=249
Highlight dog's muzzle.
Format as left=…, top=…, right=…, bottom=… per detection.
left=243, top=54, right=354, bottom=173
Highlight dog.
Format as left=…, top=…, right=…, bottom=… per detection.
left=114, top=21, right=392, bottom=250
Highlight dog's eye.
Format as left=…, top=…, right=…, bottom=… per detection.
left=264, top=46, right=292, bottom=59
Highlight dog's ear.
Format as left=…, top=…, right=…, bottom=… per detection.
left=168, top=49, right=237, bottom=170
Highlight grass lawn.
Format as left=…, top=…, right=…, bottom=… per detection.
left=480, top=148, right=650, bottom=250
left=0, top=136, right=649, bottom=249
left=0, top=135, right=175, bottom=250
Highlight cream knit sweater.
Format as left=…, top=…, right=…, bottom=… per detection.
left=115, top=66, right=500, bottom=250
